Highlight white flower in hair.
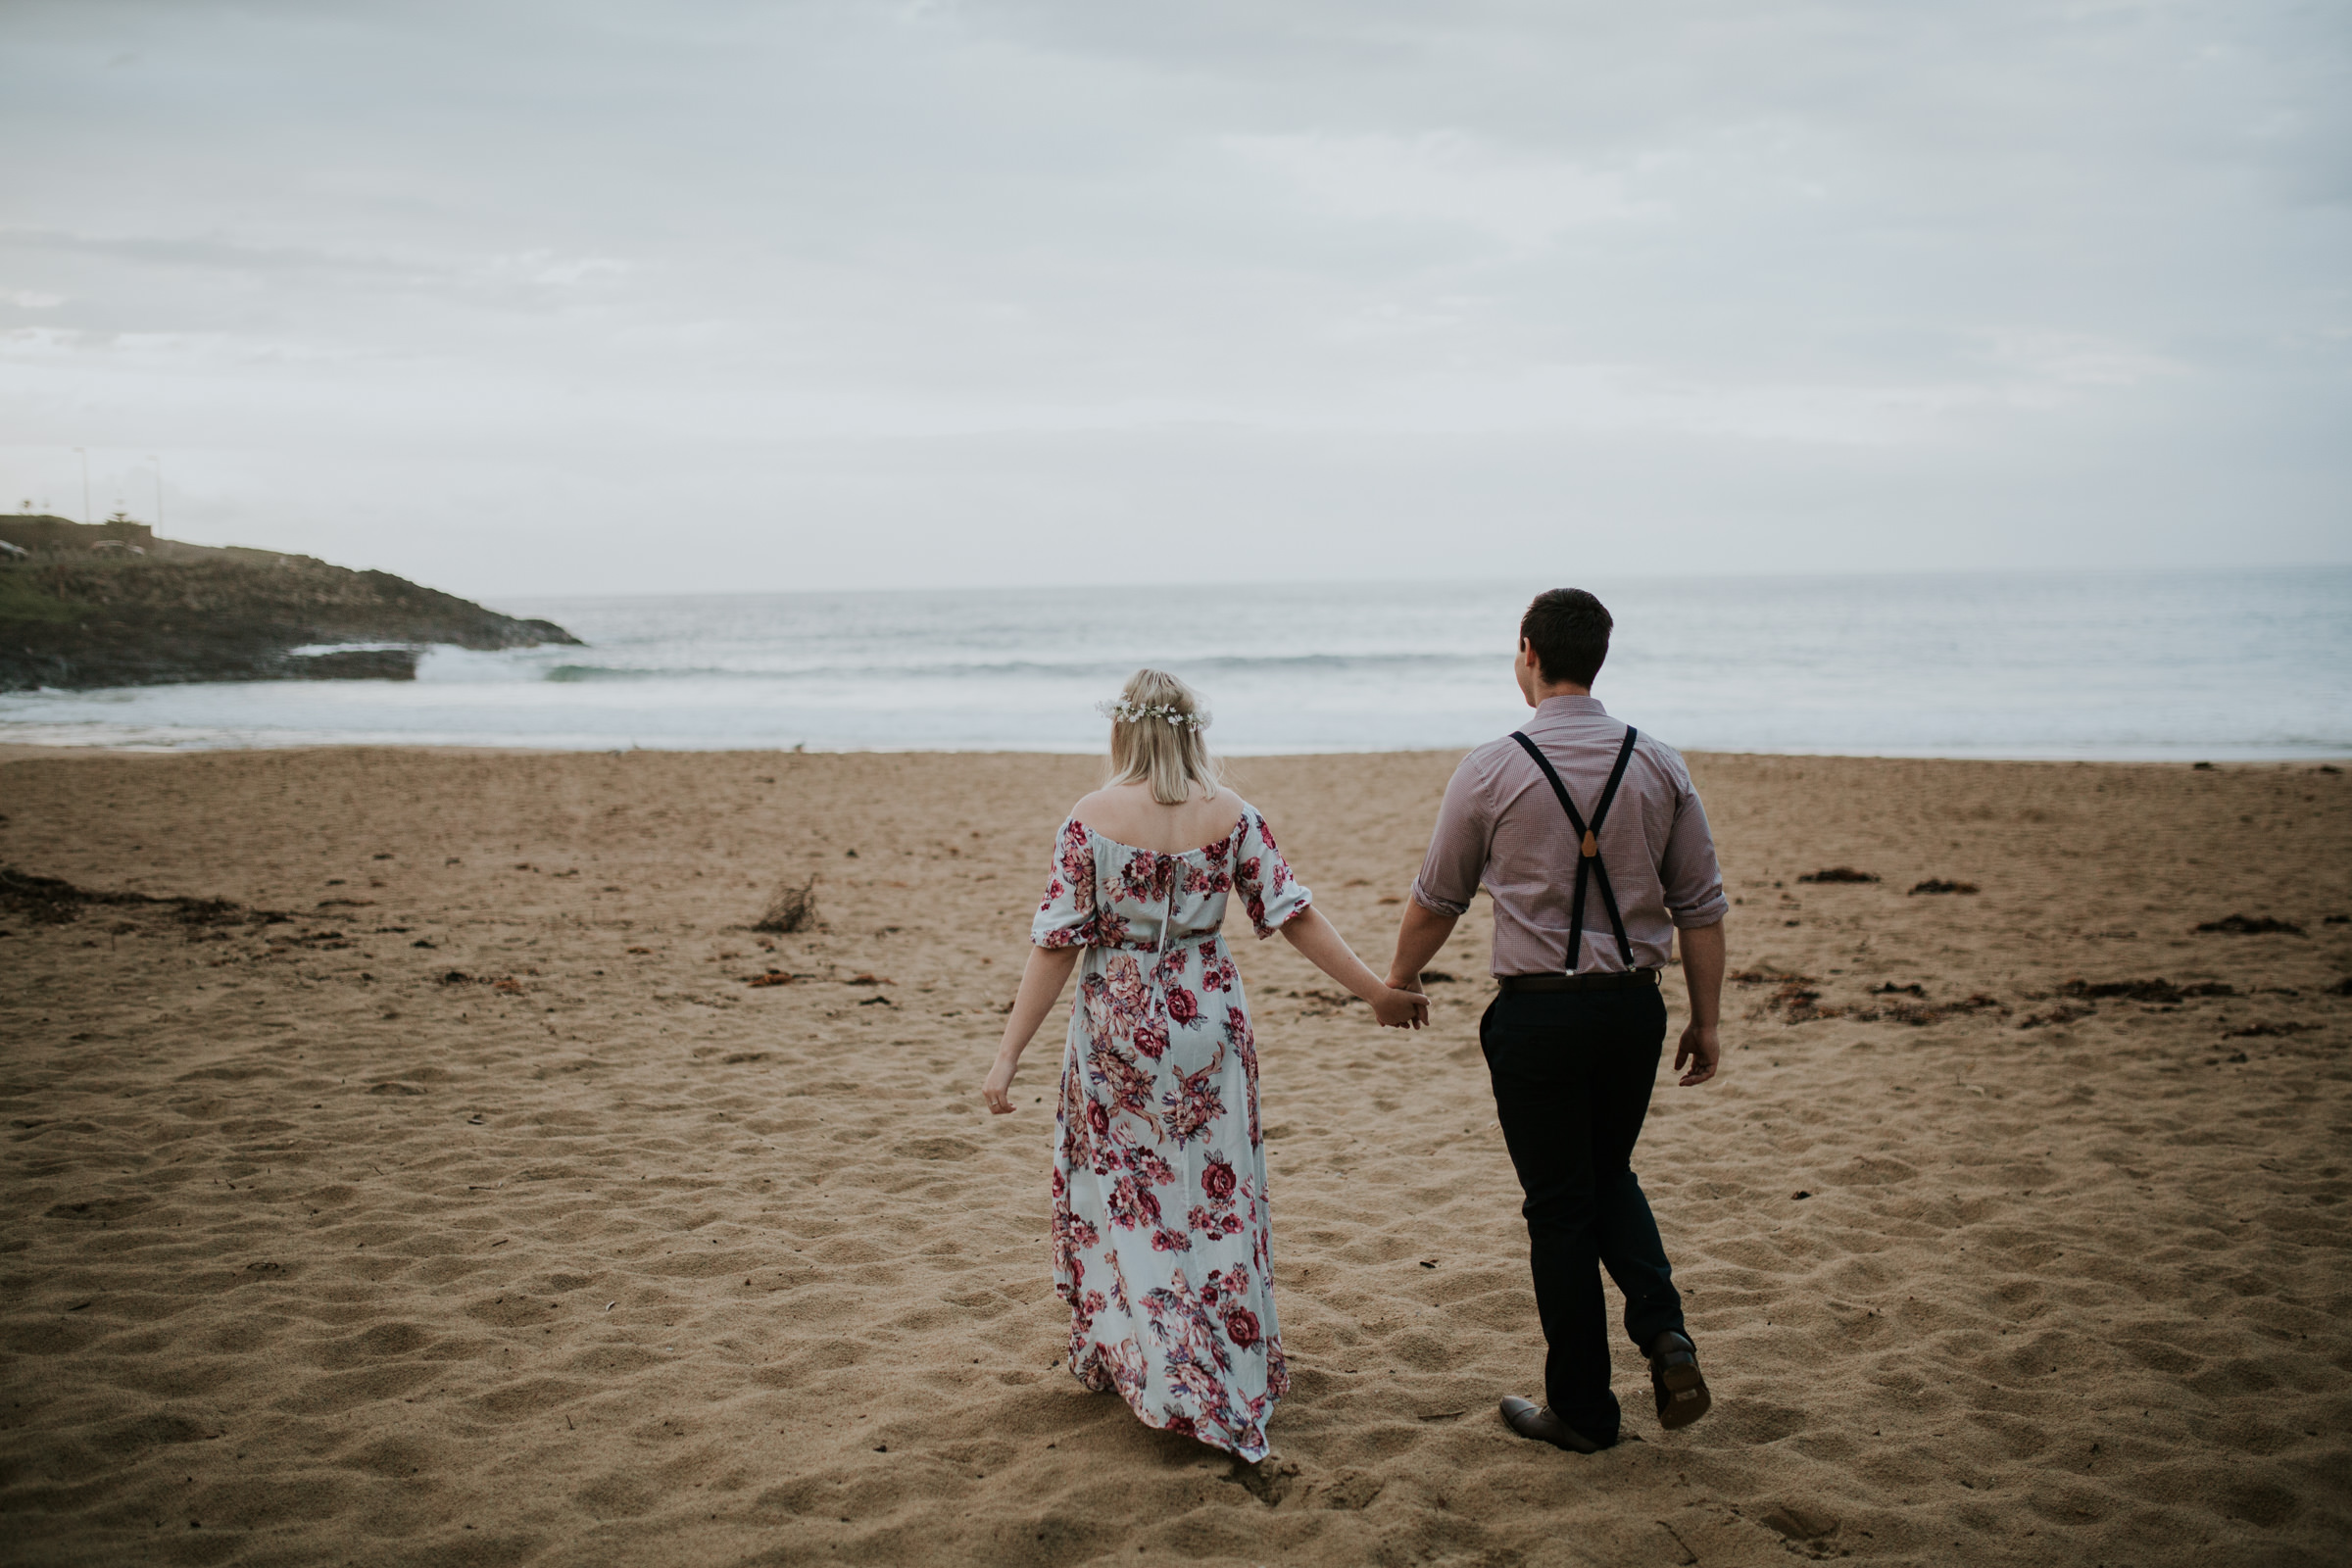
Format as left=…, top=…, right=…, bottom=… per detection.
left=1097, top=697, right=1207, bottom=728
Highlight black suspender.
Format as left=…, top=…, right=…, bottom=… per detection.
left=1508, top=726, right=1640, bottom=973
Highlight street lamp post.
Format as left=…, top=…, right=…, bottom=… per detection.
left=74, top=447, right=90, bottom=524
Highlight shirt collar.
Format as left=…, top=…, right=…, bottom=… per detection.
left=1533, top=694, right=1609, bottom=720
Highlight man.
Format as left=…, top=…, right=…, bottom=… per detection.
left=1387, top=587, right=1728, bottom=1452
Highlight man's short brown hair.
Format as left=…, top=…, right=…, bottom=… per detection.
left=1520, top=588, right=1612, bottom=687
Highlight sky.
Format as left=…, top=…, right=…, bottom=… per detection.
left=2, top=0, right=2347, bottom=599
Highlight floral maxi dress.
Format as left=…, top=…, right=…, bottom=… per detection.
left=1033, top=805, right=1311, bottom=1461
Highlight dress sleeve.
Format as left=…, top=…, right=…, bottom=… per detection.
left=1234, top=808, right=1312, bottom=940
left=1031, top=816, right=1099, bottom=949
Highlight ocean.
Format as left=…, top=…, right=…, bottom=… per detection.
left=2, top=569, right=2345, bottom=760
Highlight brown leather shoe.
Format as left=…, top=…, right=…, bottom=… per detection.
left=1498, top=1396, right=1605, bottom=1453
left=1647, top=1332, right=1711, bottom=1430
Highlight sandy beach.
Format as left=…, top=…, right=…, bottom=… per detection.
left=2, top=744, right=2347, bottom=1567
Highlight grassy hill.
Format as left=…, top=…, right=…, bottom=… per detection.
left=0, top=516, right=579, bottom=692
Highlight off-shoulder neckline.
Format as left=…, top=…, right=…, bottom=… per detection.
left=1069, top=808, right=1251, bottom=859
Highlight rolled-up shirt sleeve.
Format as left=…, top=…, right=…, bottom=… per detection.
left=1661, top=778, right=1731, bottom=928
left=1408, top=757, right=1491, bottom=917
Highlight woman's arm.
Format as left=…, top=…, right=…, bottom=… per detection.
left=981, top=944, right=1083, bottom=1113
left=1278, top=906, right=1428, bottom=1028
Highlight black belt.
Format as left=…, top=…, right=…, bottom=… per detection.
left=1496, top=968, right=1660, bottom=994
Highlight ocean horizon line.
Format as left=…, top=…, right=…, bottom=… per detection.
left=6, top=567, right=2345, bottom=760
left=472, top=561, right=2352, bottom=612
left=3, top=733, right=2342, bottom=764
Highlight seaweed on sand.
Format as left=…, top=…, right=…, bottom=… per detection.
left=755, top=875, right=820, bottom=934
left=0, top=866, right=277, bottom=929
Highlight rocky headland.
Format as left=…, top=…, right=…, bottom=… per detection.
left=0, top=514, right=579, bottom=692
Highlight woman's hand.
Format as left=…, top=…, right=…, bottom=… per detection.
left=981, top=1051, right=1019, bottom=1114
left=1370, top=984, right=1429, bottom=1029
left=982, top=944, right=1081, bottom=1116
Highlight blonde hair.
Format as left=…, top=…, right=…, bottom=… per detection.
left=1105, top=668, right=1219, bottom=806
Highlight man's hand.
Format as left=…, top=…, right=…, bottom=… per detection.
left=1370, top=986, right=1429, bottom=1029
left=1675, top=918, right=1726, bottom=1087
left=1674, top=1020, right=1719, bottom=1087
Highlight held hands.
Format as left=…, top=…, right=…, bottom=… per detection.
left=1675, top=1020, right=1720, bottom=1087
left=1370, top=982, right=1428, bottom=1029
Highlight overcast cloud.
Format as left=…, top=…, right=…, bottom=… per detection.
left=2, top=0, right=2345, bottom=596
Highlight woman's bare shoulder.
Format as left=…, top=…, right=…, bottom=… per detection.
left=1198, top=794, right=1252, bottom=844
left=1067, top=786, right=1127, bottom=825
left=1074, top=783, right=1248, bottom=852
left=1063, top=786, right=1123, bottom=837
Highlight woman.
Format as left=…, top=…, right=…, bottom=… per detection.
left=980, top=669, right=1426, bottom=1460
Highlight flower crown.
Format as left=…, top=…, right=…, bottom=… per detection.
left=1098, top=697, right=1207, bottom=729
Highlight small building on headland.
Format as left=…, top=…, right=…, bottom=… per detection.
left=0, top=514, right=158, bottom=558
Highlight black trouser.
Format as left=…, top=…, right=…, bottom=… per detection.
left=1481, top=986, right=1687, bottom=1446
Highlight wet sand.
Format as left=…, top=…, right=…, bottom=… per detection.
left=1, top=745, right=2347, bottom=1566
